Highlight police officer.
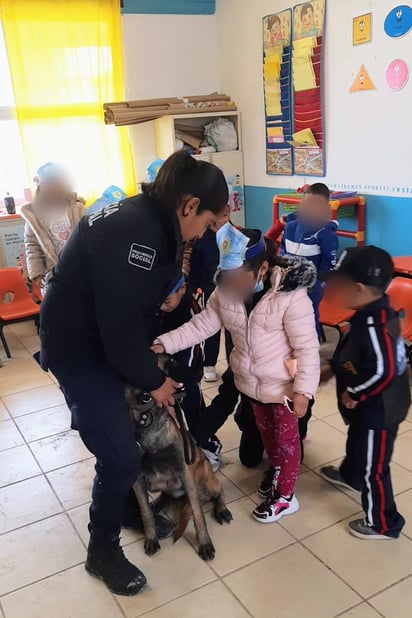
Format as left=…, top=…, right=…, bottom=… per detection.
left=39, top=152, right=229, bottom=596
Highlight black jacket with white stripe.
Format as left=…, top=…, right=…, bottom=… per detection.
left=332, top=295, right=410, bottom=429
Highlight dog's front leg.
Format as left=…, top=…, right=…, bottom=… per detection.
left=132, top=478, right=160, bottom=556
left=182, top=467, right=215, bottom=561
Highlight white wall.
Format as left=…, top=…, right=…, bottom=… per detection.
left=216, top=0, right=412, bottom=197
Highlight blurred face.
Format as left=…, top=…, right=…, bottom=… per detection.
left=38, top=180, right=70, bottom=207
left=178, top=196, right=226, bottom=242
left=218, top=261, right=269, bottom=301
left=160, top=283, right=186, bottom=312
left=324, top=278, right=375, bottom=310
left=298, top=193, right=330, bottom=228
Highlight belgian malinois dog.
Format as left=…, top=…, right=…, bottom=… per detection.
left=126, top=386, right=233, bottom=561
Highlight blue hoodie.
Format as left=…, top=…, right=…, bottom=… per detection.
left=280, top=212, right=339, bottom=274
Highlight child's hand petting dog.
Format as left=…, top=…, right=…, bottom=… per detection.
left=151, top=343, right=165, bottom=355
left=150, top=376, right=182, bottom=408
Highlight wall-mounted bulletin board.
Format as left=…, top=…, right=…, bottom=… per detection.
left=263, top=10, right=293, bottom=175
left=263, top=0, right=326, bottom=177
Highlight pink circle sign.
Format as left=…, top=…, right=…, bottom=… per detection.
left=386, top=59, right=409, bottom=91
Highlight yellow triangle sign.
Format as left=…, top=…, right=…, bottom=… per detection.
left=350, top=65, right=376, bottom=92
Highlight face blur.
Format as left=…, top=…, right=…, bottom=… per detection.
left=298, top=193, right=330, bottom=228
left=218, top=260, right=269, bottom=301
left=324, top=277, right=379, bottom=310
left=38, top=180, right=70, bottom=208
left=160, top=283, right=186, bottom=312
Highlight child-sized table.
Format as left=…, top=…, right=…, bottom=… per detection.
left=272, top=192, right=366, bottom=247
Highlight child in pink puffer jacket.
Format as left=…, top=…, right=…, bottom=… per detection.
left=153, top=223, right=319, bottom=524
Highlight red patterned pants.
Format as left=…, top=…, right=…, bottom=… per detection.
left=251, top=403, right=301, bottom=497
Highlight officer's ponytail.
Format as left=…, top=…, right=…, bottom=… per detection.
left=142, top=151, right=228, bottom=215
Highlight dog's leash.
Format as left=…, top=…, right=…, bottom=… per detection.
left=173, top=395, right=197, bottom=466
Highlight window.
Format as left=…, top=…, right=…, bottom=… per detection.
left=0, top=23, right=29, bottom=205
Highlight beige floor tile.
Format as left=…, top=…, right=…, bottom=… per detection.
left=0, top=476, right=62, bottom=534
left=184, top=497, right=294, bottom=576
left=303, top=516, right=412, bottom=598
left=277, top=470, right=359, bottom=539
left=338, top=603, right=382, bottom=617
left=220, top=448, right=267, bottom=495
left=116, top=538, right=216, bottom=617
left=140, top=581, right=250, bottom=618
left=200, top=383, right=220, bottom=400
left=16, top=335, right=41, bottom=354
left=392, top=489, right=412, bottom=538
left=0, top=399, right=10, bottom=421
left=392, top=429, right=412, bottom=471
left=0, top=357, right=43, bottom=378
left=3, top=384, right=65, bottom=417
left=217, top=415, right=240, bottom=453
left=29, top=430, right=92, bottom=472
left=312, top=389, right=339, bottom=419
left=213, top=471, right=243, bottom=504
left=302, top=419, right=346, bottom=469
left=225, top=542, right=360, bottom=618
left=0, top=420, right=24, bottom=451
left=0, top=445, right=41, bottom=488
left=47, top=458, right=95, bottom=510
left=1, top=562, right=124, bottom=618
left=0, top=514, right=85, bottom=596
left=9, top=322, right=38, bottom=338
left=321, top=412, right=347, bottom=433
left=0, top=369, right=52, bottom=396
left=15, top=405, right=71, bottom=443
left=370, top=574, right=412, bottom=617
left=68, top=502, right=143, bottom=546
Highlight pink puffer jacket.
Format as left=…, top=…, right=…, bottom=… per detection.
left=157, top=262, right=320, bottom=403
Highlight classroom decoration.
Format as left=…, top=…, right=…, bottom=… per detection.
left=292, top=0, right=326, bottom=176
left=386, top=59, right=409, bottom=90
left=263, top=10, right=293, bottom=175
left=103, top=93, right=237, bottom=126
left=349, top=65, right=376, bottom=93
left=353, top=13, right=372, bottom=45
left=384, top=5, right=412, bottom=38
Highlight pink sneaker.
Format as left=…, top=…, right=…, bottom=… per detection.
left=253, top=492, right=299, bottom=523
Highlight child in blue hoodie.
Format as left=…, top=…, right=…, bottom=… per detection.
left=280, top=183, right=338, bottom=338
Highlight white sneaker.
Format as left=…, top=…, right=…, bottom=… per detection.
left=253, top=493, right=299, bottom=523
left=201, top=446, right=222, bottom=472
left=203, top=366, right=217, bottom=382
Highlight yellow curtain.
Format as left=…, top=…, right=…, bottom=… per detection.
left=0, top=0, right=135, bottom=202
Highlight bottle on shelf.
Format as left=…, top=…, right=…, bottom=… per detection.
left=4, top=193, right=16, bottom=215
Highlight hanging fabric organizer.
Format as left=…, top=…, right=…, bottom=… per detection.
left=263, top=1, right=326, bottom=177
left=263, top=10, right=294, bottom=175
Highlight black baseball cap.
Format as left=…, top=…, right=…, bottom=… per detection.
left=320, top=246, right=394, bottom=288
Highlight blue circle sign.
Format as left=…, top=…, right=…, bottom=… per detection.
left=384, top=5, right=412, bottom=37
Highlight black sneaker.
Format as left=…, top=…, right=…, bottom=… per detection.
left=85, top=527, right=147, bottom=596
left=349, top=519, right=394, bottom=540
left=258, top=466, right=281, bottom=498
left=320, top=466, right=356, bottom=491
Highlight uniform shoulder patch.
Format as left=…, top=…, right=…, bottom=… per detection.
left=128, top=243, right=156, bottom=271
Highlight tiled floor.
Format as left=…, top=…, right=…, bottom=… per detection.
left=1, top=324, right=412, bottom=617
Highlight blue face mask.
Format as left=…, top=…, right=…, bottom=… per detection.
left=253, top=275, right=264, bottom=293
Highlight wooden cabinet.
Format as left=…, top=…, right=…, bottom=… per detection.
left=129, top=111, right=245, bottom=227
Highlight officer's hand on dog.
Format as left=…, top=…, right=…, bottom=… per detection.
left=150, top=377, right=182, bottom=408
left=341, top=390, right=358, bottom=410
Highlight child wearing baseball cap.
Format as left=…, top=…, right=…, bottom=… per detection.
left=320, top=246, right=410, bottom=539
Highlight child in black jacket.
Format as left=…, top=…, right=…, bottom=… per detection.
left=320, top=246, right=410, bottom=539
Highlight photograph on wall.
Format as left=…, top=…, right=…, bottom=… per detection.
left=293, top=0, right=325, bottom=40
left=353, top=13, right=372, bottom=45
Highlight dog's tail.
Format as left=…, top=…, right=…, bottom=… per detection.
left=174, top=498, right=192, bottom=543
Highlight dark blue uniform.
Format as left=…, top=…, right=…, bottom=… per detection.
left=39, top=195, right=182, bottom=532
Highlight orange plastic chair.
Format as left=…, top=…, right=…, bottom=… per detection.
left=319, top=296, right=355, bottom=344
left=0, top=268, right=40, bottom=358
left=387, top=277, right=412, bottom=341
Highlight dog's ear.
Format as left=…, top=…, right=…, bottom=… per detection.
left=125, top=385, right=138, bottom=407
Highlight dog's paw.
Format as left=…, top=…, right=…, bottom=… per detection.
left=214, top=507, right=233, bottom=525
left=198, top=541, right=215, bottom=561
left=144, top=538, right=161, bottom=556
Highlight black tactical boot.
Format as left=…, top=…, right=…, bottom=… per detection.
left=85, top=526, right=147, bottom=596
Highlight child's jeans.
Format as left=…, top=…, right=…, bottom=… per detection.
left=251, top=402, right=301, bottom=497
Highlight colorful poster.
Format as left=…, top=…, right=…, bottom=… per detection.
left=263, top=11, right=292, bottom=49
left=386, top=58, right=409, bottom=90
left=350, top=65, right=376, bottom=93
left=267, top=149, right=293, bottom=175
left=353, top=13, right=372, bottom=45
left=293, top=0, right=325, bottom=40
left=294, top=147, right=324, bottom=176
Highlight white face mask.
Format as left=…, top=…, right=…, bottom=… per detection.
left=253, top=271, right=264, bottom=293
